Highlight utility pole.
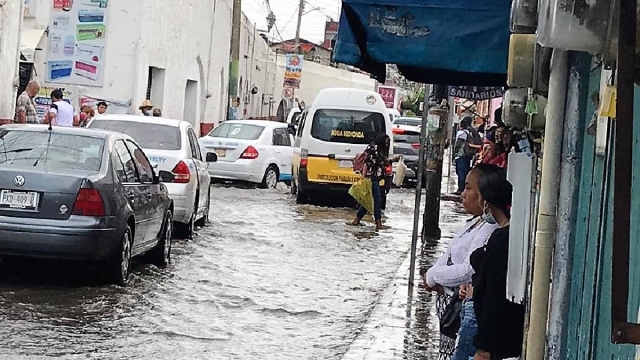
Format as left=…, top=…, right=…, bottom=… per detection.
left=0, top=0, right=24, bottom=123
left=294, top=0, right=305, bottom=54
left=422, top=84, right=450, bottom=243
left=227, top=0, right=242, bottom=120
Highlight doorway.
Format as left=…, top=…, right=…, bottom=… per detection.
left=183, top=80, right=198, bottom=125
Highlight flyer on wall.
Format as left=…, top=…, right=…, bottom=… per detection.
left=46, top=0, right=109, bottom=87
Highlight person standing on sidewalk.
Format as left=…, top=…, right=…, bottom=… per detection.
left=453, top=117, right=482, bottom=195
left=43, top=89, right=78, bottom=127
left=451, top=164, right=516, bottom=360
left=421, top=166, right=498, bottom=360
left=14, top=80, right=40, bottom=124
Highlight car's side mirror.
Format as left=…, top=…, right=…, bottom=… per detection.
left=158, top=170, right=175, bottom=182
left=206, top=152, right=218, bottom=162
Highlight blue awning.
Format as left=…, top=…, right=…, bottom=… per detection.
left=333, top=0, right=512, bottom=86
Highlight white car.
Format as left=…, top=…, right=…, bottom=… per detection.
left=87, top=114, right=215, bottom=238
left=198, top=120, right=294, bottom=189
left=392, top=116, right=422, bottom=133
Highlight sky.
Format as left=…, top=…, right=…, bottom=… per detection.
left=241, top=0, right=342, bottom=44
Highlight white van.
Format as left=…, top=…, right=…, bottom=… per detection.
left=291, top=88, right=393, bottom=203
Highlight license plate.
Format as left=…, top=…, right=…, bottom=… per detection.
left=214, top=149, right=226, bottom=157
left=338, top=160, right=353, bottom=168
left=0, top=190, right=38, bottom=209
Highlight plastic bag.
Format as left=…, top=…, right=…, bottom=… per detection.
left=393, top=158, right=407, bottom=186
left=348, top=178, right=374, bottom=214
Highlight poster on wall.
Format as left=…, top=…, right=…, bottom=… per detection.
left=283, top=54, right=303, bottom=89
left=46, top=0, right=109, bottom=87
left=79, top=95, right=130, bottom=114
left=377, top=85, right=399, bottom=109
left=33, top=86, right=75, bottom=119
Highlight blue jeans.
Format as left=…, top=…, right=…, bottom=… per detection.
left=356, top=176, right=382, bottom=221
left=455, top=155, right=472, bottom=192
left=452, top=298, right=477, bottom=360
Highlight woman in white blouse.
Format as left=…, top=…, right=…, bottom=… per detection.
left=422, top=168, right=499, bottom=359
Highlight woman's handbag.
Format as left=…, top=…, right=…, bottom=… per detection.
left=439, top=288, right=463, bottom=339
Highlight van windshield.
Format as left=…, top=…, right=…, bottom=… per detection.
left=310, top=109, right=386, bottom=144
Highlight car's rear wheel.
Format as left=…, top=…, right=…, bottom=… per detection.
left=195, top=188, right=210, bottom=228
left=106, top=224, right=133, bottom=286
left=175, top=194, right=197, bottom=239
left=261, top=165, right=279, bottom=189
left=149, top=210, right=172, bottom=267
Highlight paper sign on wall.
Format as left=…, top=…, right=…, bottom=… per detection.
left=46, top=0, right=109, bottom=87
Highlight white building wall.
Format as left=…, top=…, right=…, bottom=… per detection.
left=0, top=0, right=24, bottom=121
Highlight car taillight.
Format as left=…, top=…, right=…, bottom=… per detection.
left=300, top=148, right=308, bottom=168
left=240, top=146, right=259, bottom=159
left=72, top=188, right=105, bottom=216
left=412, top=143, right=421, bottom=149
left=171, top=160, right=191, bottom=183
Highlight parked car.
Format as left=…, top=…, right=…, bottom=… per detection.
left=87, top=115, right=216, bottom=238
left=198, top=120, right=294, bottom=189
left=392, top=116, right=422, bottom=133
left=391, top=128, right=426, bottom=188
left=0, top=125, right=174, bottom=285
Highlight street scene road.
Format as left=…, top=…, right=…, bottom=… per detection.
left=0, top=185, right=459, bottom=360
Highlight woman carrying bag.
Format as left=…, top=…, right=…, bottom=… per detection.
left=422, top=167, right=498, bottom=359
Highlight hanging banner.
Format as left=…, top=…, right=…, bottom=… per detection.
left=79, top=95, right=130, bottom=114
left=377, top=85, right=399, bottom=109
left=448, top=86, right=504, bottom=100
left=283, top=54, right=303, bottom=89
left=33, top=86, right=76, bottom=119
left=46, top=0, right=109, bottom=87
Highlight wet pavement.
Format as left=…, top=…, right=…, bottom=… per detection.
left=0, top=181, right=464, bottom=359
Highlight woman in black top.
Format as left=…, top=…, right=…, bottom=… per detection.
left=465, top=164, right=525, bottom=360
left=350, top=134, right=391, bottom=230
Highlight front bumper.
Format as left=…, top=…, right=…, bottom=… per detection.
left=0, top=215, right=120, bottom=261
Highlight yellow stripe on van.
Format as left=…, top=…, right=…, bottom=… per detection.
left=307, top=157, right=360, bottom=184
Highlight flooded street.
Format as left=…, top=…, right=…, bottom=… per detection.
left=0, top=185, right=460, bottom=359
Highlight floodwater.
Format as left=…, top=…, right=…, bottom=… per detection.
left=0, top=185, right=462, bottom=359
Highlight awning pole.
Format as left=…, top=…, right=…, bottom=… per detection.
left=408, top=85, right=430, bottom=294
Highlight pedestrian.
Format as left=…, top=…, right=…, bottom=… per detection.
left=14, top=80, right=40, bottom=124
left=97, top=101, right=108, bottom=115
left=453, top=117, right=481, bottom=195
left=349, top=134, right=394, bottom=230
left=488, top=127, right=519, bottom=169
left=450, top=164, right=517, bottom=360
left=466, top=164, right=524, bottom=360
left=43, top=89, right=78, bottom=127
left=421, top=165, right=499, bottom=360
left=79, top=105, right=96, bottom=126
left=153, top=108, right=162, bottom=117
left=139, top=99, right=153, bottom=116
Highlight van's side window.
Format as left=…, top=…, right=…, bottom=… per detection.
left=296, top=111, right=307, bottom=138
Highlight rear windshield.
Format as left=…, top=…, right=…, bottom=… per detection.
left=208, top=123, right=264, bottom=140
left=89, top=120, right=181, bottom=150
left=310, top=109, right=386, bottom=144
left=394, top=117, right=422, bottom=127
left=394, top=132, right=421, bottom=143
left=0, top=129, right=104, bottom=172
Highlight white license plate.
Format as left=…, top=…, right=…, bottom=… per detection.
left=214, top=149, right=226, bottom=157
left=338, top=160, right=353, bottom=168
left=0, top=190, right=38, bottom=209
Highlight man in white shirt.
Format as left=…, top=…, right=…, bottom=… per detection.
left=44, top=89, right=78, bottom=127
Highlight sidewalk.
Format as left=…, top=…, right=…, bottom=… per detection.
left=341, top=252, right=439, bottom=360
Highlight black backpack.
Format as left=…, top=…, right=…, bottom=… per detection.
left=463, top=127, right=483, bottom=157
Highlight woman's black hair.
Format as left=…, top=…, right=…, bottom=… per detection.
left=373, top=134, right=390, bottom=157
left=473, top=163, right=513, bottom=218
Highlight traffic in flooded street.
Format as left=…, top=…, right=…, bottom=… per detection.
left=0, top=185, right=449, bottom=359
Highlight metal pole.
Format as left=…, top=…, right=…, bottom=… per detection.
left=227, top=0, right=242, bottom=121
left=408, top=86, right=429, bottom=295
